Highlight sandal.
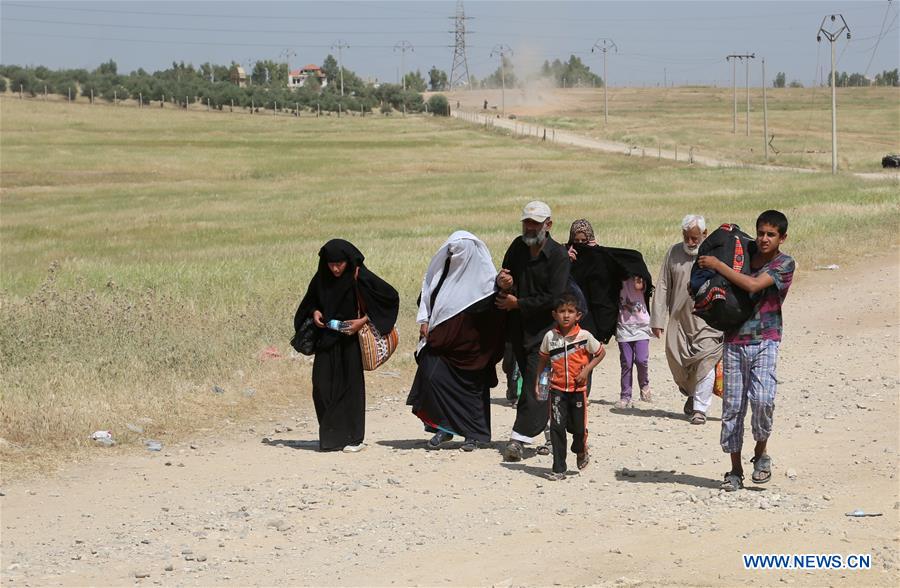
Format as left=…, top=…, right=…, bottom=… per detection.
left=535, top=444, right=551, bottom=456
left=460, top=438, right=476, bottom=452
left=427, top=431, right=453, bottom=450
left=689, top=411, right=707, bottom=425
left=750, top=454, right=772, bottom=484
left=721, top=471, right=744, bottom=492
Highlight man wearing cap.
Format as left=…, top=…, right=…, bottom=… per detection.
left=496, top=200, right=571, bottom=461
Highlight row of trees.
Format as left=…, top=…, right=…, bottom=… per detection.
left=0, top=58, right=437, bottom=114
left=774, top=68, right=899, bottom=88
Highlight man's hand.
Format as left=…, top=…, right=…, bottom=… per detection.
left=652, top=327, right=664, bottom=338
left=567, top=246, right=578, bottom=261
left=697, top=256, right=722, bottom=272
left=419, top=322, right=428, bottom=339
left=312, top=310, right=325, bottom=328
left=496, top=268, right=514, bottom=291
left=495, top=291, right=519, bottom=311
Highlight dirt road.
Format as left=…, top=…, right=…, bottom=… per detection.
left=2, top=255, right=898, bottom=587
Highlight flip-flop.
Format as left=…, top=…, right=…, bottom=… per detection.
left=750, top=454, right=772, bottom=484
left=721, top=471, right=744, bottom=492
left=689, top=411, right=707, bottom=425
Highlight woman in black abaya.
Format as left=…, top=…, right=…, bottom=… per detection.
left=294, top=239, right=399, bottom=452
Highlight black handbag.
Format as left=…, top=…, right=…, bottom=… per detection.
left=290, top=317, right=318, bottom=355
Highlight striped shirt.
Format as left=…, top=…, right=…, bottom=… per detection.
left=539, top=324, right=604, bottom=393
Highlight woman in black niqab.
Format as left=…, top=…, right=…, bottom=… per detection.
left=294, top=239, right=399, bottom=452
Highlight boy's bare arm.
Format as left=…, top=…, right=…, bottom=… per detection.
left=575, top=347, right=606, bottom=385
left=534, top=355, right=549, bottom=393
left=697, top=256, right=775, bottom=294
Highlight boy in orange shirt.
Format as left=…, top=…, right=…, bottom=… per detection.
left=536, top=293, right=606, bottom=480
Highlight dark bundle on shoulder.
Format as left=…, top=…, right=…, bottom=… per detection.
left=690, top=223, right=755, bottom=330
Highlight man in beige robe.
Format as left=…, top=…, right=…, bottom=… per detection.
left=650, top=215, right=723, bottom=424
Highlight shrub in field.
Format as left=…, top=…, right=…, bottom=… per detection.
left=427, top=94, right=450, bottom=116
left=0, top=77, right=6, bottom=93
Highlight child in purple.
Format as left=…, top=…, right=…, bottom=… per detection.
left=698, top=210, right=795, bottom=492
left=615, top=275, right=652, bottom=408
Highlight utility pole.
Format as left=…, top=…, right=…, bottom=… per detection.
left=726, top=53, right=754, bottom=134
left=818, top=14, right=851, bottom=174
left=744, top=54, right=754, bottom=136
left=762, top=58, right=769, bottom=162
left=280, top=48, right=297, bottom=85
left=394, top=41, right=414, bottom=90
left=448, top=0, right=472, bottom=89
left=591, top=38, right=617, bottom=124
left=490, top=44, right=513, bottom=115
left=332, top=40, right=349, bottom=96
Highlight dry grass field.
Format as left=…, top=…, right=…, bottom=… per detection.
left=1, top=96, right=897, bottom=475
left=443, top=86, right=900, bottom=172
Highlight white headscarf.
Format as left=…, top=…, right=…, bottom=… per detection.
left=416, top=230, right=497, bottom=333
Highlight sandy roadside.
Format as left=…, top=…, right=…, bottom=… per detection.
left=1, top=252, right=898, bottom=587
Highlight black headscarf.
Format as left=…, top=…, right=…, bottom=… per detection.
left=570, top=244, right=653, bottom=343
left=295, top=239, right=400, bottom=349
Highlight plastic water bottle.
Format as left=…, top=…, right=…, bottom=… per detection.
left=326, top=319, right=344, bottom=331
left=537, top=368, right=551, bottom=401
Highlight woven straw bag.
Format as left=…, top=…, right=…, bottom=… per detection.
left=355, top=286, right=399, bottom=371
left=357, top=320, right=399, bottom=371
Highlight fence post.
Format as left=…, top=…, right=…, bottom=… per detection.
left=114, top=90, right=117, bottom=106
left=185, top=96, right=188, bottom=109
left=68, top=87, right=71, bottom=103
left=675, top=146, right=678, bottom=161
left=274, top=100, right=277, bottom=116
left=230, top=99, right=234, bottom=112
left=658, top=143, right=661, bottom=160
left=44, top=85, right=47, bottom=100
left=317, top=103, right=320, bottom=118
left=251, top=99, right=254, bottom=113
left=90, top=88, right=94, bottom=104
left=161, top=94, right=165, bottom=108
left=689, top=147, right=694, bottom=164
left=139, top=92, right=143, bottom=108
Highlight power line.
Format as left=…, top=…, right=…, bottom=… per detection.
left=865, top=0, right=897, bottom=76
left=0, top=30, right=449, bottom=50
left=0, top=16, right=447, bottom=35
left=0, top=2, right=447, bottom=21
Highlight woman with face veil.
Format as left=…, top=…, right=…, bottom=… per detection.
left=407, top=231, right=506, bottom=452
left=294, top=239, right=399, bottom=452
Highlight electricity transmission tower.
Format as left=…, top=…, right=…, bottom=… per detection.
left=332, top=40, right=349, bottom=96
left=394, top=41, right=414, bottom=89
left=726, top=53, right=754, bottom=135
left=818, top=14, right=851, bottom=174
left=591, top=38, right=617, bottom=124
left=448, top=0, right=472, bottom=89
left=490, top=44, right=513, bottom=115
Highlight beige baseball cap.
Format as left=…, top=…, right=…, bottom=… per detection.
left=520, top=200, right=551, bottom=222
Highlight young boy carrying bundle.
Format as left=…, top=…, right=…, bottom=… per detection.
left=698, top=210, right=795, bottom=491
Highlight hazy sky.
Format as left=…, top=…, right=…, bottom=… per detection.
left=1, top=0, right=897, bottom=86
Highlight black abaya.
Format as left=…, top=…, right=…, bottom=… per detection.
left=294, top=239, right=399, bottom=451
left=312, top=334, right=366, bottom=450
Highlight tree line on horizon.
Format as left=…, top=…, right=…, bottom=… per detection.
left=773, top=68, right=898, bottom=88
left=0, top=57, right=438, bottom=114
